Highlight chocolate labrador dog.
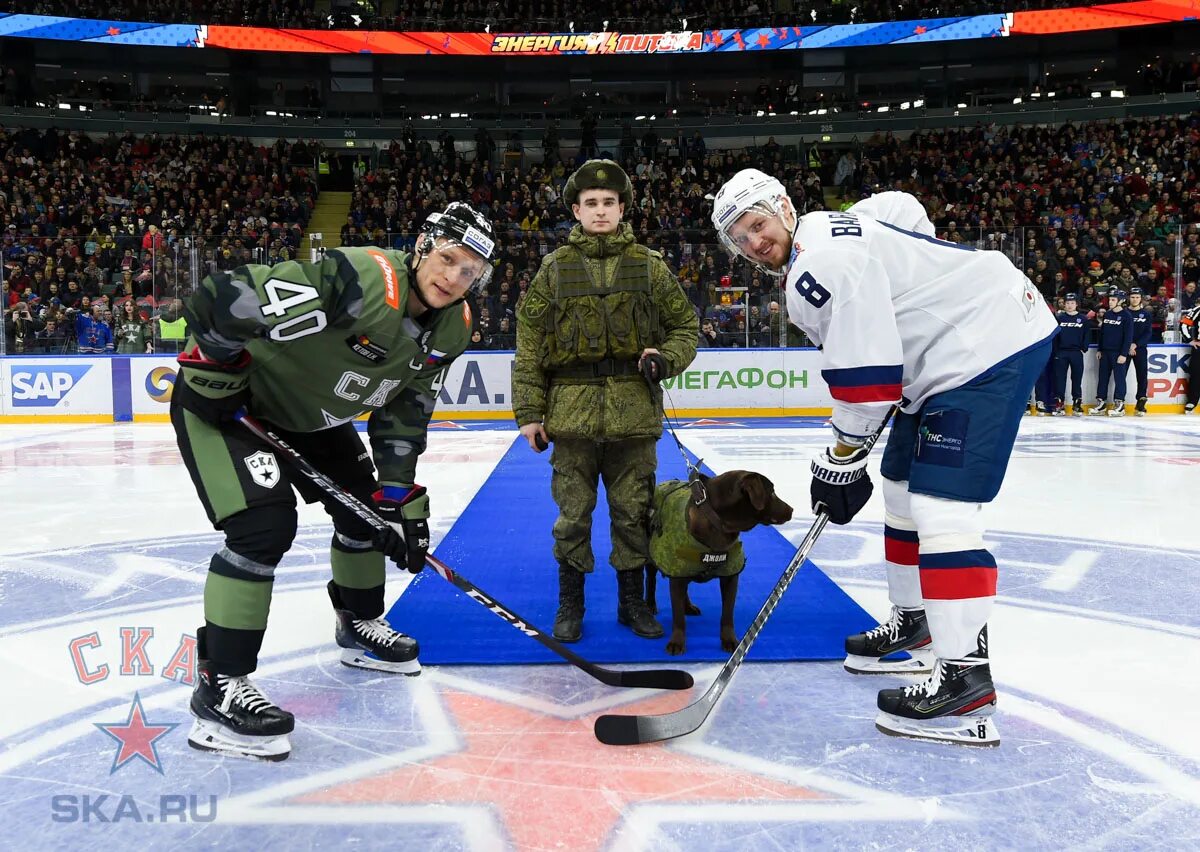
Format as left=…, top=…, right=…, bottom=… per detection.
left=645, top=471, right=793, bottom=655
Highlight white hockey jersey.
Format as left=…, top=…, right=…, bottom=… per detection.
left=783, top=191, right=1057, bottom=441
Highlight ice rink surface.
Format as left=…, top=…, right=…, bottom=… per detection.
left=1, top=416, right=1198, bottom=851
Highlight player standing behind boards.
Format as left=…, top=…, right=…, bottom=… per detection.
left=1052, top=292, right=1088, bottom=416
left=1125, top=287, right=1153, bottom=416
left=710, top=171, right=1057, bottom=746
left=1090, top=289, right=1133, bottom=417
left=171, top=202, right=497, bottom=761
left=513, top=159, right=698, bottom=644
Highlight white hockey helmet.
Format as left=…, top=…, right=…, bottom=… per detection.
left=710, top=168, right=793, bottom=278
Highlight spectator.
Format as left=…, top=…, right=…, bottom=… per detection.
left=4, top=301, right=43, bottom=353
left=114, top=299, right=154, bottom=354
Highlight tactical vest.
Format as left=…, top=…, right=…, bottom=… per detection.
left=649, top=480, right=746, bottom=581
left=544, top=244, right=659, bottom=377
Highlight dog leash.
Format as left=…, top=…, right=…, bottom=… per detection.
left=642, top=364, right=711, bottom=509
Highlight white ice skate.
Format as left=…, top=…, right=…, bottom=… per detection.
left=188, top=718, right=292, bottom=761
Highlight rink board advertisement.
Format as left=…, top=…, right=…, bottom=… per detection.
left=0, top=357, right=113, bottom=418
left=0, top=2, right=1196, bottom=55
left=0, top=346, right=1191, bottom=421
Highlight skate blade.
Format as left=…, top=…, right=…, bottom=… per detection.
left=874, top=709, right=1000, bottom=747
left=844, top=649, right=933, bottom=675
left=187, top=719, right=291, bottom=761
left=340, top=648, right=421, bottom=676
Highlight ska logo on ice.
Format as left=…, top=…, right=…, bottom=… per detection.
left=244, top=450, right=280, bottom=489
left=9, top=364, right=92, bottom=406
left=57, top=631, right=218, bottom=822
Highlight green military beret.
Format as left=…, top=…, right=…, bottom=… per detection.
left=563, top=159, right=633, bottom=207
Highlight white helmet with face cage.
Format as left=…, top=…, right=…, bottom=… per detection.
left=710, top=168, right=793, bottom=278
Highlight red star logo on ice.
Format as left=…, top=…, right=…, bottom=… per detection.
left=914, top=25, right=927, bottom=34
left=756, top=32, right=772, bottom=49
left=107, top=26, right=121, bottom=36
left=295, top=689, right=824, bottom=849
left=94, top=692, right=178, bottom=774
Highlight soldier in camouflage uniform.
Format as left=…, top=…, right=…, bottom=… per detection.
left=513, top=160, right=698, bottom=643
left=171, top=203, right=496, bottom=761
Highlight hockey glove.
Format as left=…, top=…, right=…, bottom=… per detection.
left=176, top=346, right=252, bottom=425
left=639, top=352, right=670, bottom=384
left=372, top=485, right=430, bottom=574
left=810, top=446, right=873, bottom=525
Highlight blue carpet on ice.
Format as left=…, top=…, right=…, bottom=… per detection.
left=386, top=433, right=876, bottom=664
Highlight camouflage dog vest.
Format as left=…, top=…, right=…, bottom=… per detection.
left=648, top=480, right=745, bottom=582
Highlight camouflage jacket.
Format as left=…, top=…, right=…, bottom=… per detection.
left=512, top=223, right=698, bottom=440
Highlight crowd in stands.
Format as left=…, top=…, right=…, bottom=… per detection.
left=341, top=110, right=1200, bottom=351
left=3, top=106, right=1197, bottom=356
left=0, top=127, right=319, bottom=354
left=8, top=0, right=1113, bottom=30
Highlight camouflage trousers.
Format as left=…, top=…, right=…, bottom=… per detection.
left=550, top=436, right=657, bottom=574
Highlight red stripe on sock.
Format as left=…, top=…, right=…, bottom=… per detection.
left=919, top=567, right=997, bottom=599
left=885, top=536, right=919, bottom=565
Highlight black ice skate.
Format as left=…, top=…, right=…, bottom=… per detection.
left=1107, top=401, right=1126, bottom=417
left=844, top=606, right=933, bottom=675
left=1034, top=401, right=1047, bottom=416
left=1072, top=398, right=1085, bottom=417
left=329, top=582, right=421, bottom=675
left=1088, top=399, right=1107, bottom=416
left=875, top=627, right=999, bottom=746
left=1135, top=397, right=1148, bottom=417
left=188, top=630, right=295, bottom=761
left=1051, top=401, right=1066, bottom=417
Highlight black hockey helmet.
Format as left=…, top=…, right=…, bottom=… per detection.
left=417, top=202, right=497, bottom=294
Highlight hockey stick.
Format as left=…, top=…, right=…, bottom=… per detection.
left=235, top=412, right=694, bottom=692
left=593, top=407, right=897, bottom=745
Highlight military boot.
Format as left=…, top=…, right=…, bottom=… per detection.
left=616, top=568, right=664, bottom=639
left=553, top=565, right=585, bottom=643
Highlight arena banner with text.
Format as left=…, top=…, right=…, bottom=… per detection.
left=0, top=356, right=113, bottom=420
left=0, top=347, right=1190, bottom=421
left=0, top=2, right=1195, bottom=56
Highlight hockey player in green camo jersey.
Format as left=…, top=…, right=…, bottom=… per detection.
left=171, top=202, right=496, bottom=761
left=513, top=159, right=698, bottom=644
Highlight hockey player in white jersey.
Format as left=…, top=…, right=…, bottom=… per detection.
left=711, top=170, right=1057, bottom=746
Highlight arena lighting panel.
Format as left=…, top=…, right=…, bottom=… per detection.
left=0, top=0, right=1195, bottom=55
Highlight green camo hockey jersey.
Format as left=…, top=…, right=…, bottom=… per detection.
left=182, top=246, right=472, bottom=485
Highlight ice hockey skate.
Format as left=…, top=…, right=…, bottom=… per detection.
left=329, top=581, right=421, bottom=675
left=874, top=627, right=999, bottom=746
left=1072, top=398, right=1085, bottom=417
left=1107, top=401, right=1126, bottom=417
left=1051, top=402, right=1066, bottom=417
left=844, top=606, right=933, bottom=675
left=1087, top=399, right=1107, bottom=416
left=188, top=629, right=295, bottom=761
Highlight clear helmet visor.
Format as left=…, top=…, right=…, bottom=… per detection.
left=718, top=197, right=792, bottom=279
left=419, top=233, right=495, bottom=295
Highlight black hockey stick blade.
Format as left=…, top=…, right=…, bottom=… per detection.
left=424, top=553, right=693, bottom=691
left=235, top=413, right=692, bottom=692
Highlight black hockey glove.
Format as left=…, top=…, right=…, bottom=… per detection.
left=810, top=446, right=873, bottom=525
left=372, top=485, right=430, bottom=574
left=639, top=352, right=670, bottom=384
left=176, top=346, right=252, bottom=425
